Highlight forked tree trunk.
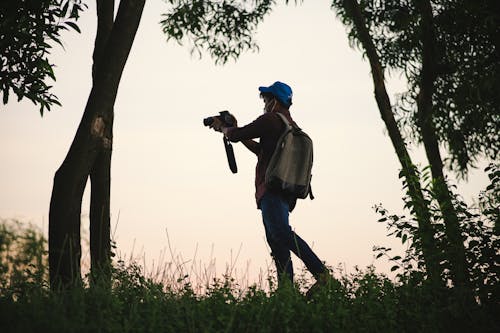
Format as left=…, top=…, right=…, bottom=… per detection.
left=342, top=0, right=442, bottom=286
left=49, top=0, right=145, bottom=289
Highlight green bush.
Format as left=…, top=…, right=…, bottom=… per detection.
left=0, top=219, right=48, bottom=296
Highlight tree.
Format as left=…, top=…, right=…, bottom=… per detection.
left=414, top=0, right=468, bottom=293
left=1, top=0, right=145, bottom=288
left=330, top=0, right=498, bottom=296
left=49, top=0, right=145, bottom=288
left=0, top=0, right=85, bottom=115
left=397, top=0, right=500, bottom=175
left=327, top=1, right=499, bottom=177
left=50, top=0, right=270, bottom=288
left=330, top=0, right=443, bottom=287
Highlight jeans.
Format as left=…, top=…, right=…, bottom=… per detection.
left=260, top=191, right=326, bottom=285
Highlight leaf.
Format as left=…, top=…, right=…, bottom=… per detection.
left=65, top=21, right=81, bottom=33
left=468, top=240, right=479, bottom=248
left=390, top=265, right=399, bottom=272
left=49, top=98, right=61, bottom=107
left=62, top=1, right=70, bottom=16
left=2, top=87, right=9, bottom=104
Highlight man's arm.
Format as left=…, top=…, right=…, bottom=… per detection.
left=221, top=127, right=260, bottom=155
left=214, top=113, right=279, bottom=155
left=241, top=139, right=260, bottom=155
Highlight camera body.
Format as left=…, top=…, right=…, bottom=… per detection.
left=203, top=110, right=238, bottom=173
left=203, top=110, right=236, bottom=127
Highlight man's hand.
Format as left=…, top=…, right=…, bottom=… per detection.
left=227, top=114, right=238, bottom=127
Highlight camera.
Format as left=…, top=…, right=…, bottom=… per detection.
left=203, top=110, right=238, bottom=174
left=203, top=110, right=236, bottom=127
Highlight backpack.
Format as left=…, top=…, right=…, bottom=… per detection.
left=265, top=113, right=314, bottom=200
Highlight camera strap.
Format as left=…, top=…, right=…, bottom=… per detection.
left=223, top=136, right=238, bottom=174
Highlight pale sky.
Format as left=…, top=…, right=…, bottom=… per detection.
left=0, top=1, right=490, bottom=286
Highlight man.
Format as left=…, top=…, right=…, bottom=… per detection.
left=210, top=81, right=332, bottom=290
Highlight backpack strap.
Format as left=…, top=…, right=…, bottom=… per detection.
left=274, top=112, right=292, bottom=131
left=275, top=112, right=303, bottom=134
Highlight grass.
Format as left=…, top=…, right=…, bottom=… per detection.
left=0, top=219, right=498, bottom=333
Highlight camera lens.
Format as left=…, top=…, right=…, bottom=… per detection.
left=203, top=117, right=214, bottom=126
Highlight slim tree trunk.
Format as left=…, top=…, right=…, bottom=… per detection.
left=342, top=0, right=442, bottom=286
left=88, top=0, right=115, bottom=285
left=89, top=145, right=112, bottom=283
left=415, top=0, right=469, bottom=291
left=49, top=0, right=145, bottom=289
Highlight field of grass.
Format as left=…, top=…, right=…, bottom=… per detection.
left=0, top=219, right=497, bottom=332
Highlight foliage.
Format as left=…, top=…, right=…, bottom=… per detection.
left=430, top=1, right=500, bottom=174
left=373, top=164, right=499, bottom=307
left=331, top=0, right=499, bottom=176
left=161, top=0, right=276, bottom=64
left=0, top=219, right=48, bottom=296
left=0, top=0, right=85, bottom=115
left=0, top=219, right=498, bottom=332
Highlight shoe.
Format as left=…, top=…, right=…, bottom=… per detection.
left=305, top=272, right=337, bottom=300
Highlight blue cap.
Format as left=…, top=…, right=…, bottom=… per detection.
left=258, top=81, right=293, bottom=107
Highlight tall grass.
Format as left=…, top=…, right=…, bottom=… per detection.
left=0, top=219, right=497, bottom=333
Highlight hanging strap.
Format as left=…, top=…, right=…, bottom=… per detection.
left=223, top=136, right=238, bottom=174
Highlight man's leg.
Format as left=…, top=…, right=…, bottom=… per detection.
left=261, top=192, right=327, bottom=279
left=263, top=227, right=293, bottom=285
left=261, top=193, right=293, bottom=284
left=287, top=231, right=328, bottom=278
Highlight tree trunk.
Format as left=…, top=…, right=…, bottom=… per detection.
left=415, top=0, right=469, bottom=292
left=88, top=0, right=115, bottom=285
left=342, top=0, right=442, bottom=286
left=89, top=135, right=113, bottom=283
left=49, top=0, right=145, bottom=289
